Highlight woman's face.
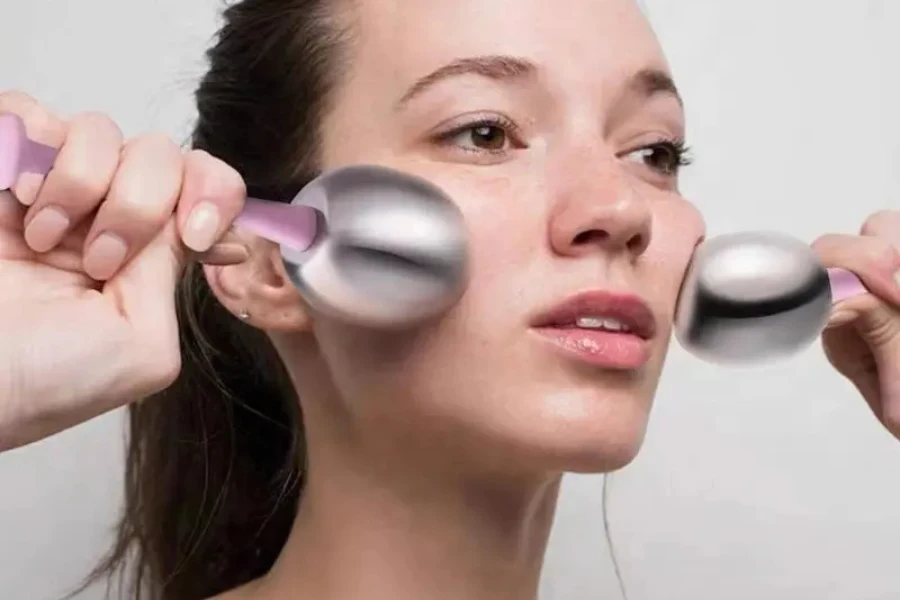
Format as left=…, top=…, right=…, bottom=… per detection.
left=295, top=0, right=705, bottom=474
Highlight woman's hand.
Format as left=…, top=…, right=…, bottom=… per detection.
left=814, top=210, right=900, bottom=439
left=0, top=91, right=247, bottom=452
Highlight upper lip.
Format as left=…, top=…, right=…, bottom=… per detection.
left=529, top=289, right=658, bottom=340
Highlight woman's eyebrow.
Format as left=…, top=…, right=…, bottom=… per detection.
left=628, top=68, right=682, bottom=107
left=395, top=55, right=537, bottom=110
left=394, top=56, right=681, bottom=110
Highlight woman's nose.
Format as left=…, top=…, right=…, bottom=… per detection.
left=548, top=165, right=652, bottom=259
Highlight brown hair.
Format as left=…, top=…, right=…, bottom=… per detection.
left=79, top=1, right=352, bottom=598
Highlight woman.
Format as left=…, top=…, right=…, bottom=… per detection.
left=1, top=0, right=898, bottom=599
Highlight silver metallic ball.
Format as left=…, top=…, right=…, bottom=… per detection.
left=674, top=231, right=833, bottom=365
left=280, top=165, right=469, bottom=328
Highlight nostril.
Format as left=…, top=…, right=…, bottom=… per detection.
left=569, top=230, right=647, bottom=254
left=627, top=234, right=646, bottom=253
left=573, top=230, right=609, bottom=245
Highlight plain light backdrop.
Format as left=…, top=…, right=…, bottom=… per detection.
left=1, top=1, right=898, bottom=599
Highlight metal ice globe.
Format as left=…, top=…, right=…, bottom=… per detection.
left=279, top=165, right=469, bottom=328
left=674, top=231, right=835, bottom=365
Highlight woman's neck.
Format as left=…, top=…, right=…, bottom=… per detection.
left=257, top=454, right=561, bottom=600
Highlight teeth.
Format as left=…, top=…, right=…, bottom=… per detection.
left=575, top=316, right=631, bottom=333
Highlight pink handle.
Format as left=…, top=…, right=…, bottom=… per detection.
left=234, top=198, right=318, bottom=250
left=0, top=112, right=57, bottom=190
left=0, top=111, right=318, bottom=251
left=827, top=267, right=867, bottom=303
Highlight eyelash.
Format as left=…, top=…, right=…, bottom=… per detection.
left=433, top=116, right=693, bottom=177
left=624, top=137, right=693, bottom=177
left=433, top=115, right=523, bottom=155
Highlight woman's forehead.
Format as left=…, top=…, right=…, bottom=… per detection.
left=349, top=0, right=667, bottom=81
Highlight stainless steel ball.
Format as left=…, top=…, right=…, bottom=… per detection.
left=279, top=165, right=469, bottom=328
left=674, top=231, right=833, bottom=365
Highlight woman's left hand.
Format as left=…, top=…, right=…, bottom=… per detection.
left=813, top=209, right=900, bottom=440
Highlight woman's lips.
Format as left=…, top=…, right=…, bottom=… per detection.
left=531, top=327, right=651, bottom=369
left=529, top=289, right=657, bottom=370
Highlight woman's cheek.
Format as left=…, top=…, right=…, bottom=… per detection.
left=441, top=171, right=544, bottom=266
left=645, top=200, right=705, bottom=313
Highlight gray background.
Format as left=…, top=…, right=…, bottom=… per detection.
left=1, top=1, right=899, bottom=599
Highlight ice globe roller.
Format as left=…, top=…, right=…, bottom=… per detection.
left=0, top=112, right=469, bottom=329
left=674, top=231, right=868, bottom=364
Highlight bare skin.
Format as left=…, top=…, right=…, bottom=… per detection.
left=1, top=1, right=899, bottom=599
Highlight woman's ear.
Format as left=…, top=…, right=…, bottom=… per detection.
left=204, top=232, right=312, bottom=332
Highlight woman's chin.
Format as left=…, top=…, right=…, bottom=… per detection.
left=559, top=436, right=647, bottom=473
left=534, top=422, right=649, bottom=474
left=471, top=391, right=654, bottom=476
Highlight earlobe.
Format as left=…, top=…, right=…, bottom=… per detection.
left=203, top=237, right=312, bottom=332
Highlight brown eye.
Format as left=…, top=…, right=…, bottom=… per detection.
left=437, top=117, right=519, bottom=154
left=624, top=141, right=690, bottom=176
left=432, top=115, right=525, bottom=163
left=467, top=125, right=507, bottom=151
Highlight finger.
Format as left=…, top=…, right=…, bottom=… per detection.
left=0, top=91, right=67, bottom=206
left=22, top=112, right=123, bottom=253
left=812, top=233, right=900, bottom=307
left=176, top=150, right=247, bottom=252
left=81, top=133, right=184, bottom=281
left=192, top=242, right=250, bottom=266
left=0, top=193, right=80, bottom=268
left=0, top=190, right=26, bottom=231
left=860, top=209, right=900, bottom=247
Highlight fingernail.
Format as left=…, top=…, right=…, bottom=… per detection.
left=894, top=270, right=900, bottom=289
left=23, top=206, right=69, bottom=252
left=183, top=202, right=221, bottom=252
left=83, top=232, right=128, bottom=280
left=14, top=173, right=45, bottom=206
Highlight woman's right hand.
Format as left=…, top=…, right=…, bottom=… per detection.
left=0, top=91, right=248, bottom=452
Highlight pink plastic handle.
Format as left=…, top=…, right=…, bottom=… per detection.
left=233, top=198, right=318, bottom=250
left=0, top=112, right=57, bottom=190
left=0, top=111, right=318, bottom=251
left=827, top=267, right=867, bottom=304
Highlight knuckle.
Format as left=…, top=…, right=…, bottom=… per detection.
left=61, top=165, right=111, bottom=201
left=71, top=111, right=124, bottom=143
left=0, top=91, right=64, bottom=146
left=191, top=150, right=246, bottom=200
left=187, top=148, right=212, bottom=161
left=108, top=186, right=171, bottom=224
left=109, top=135, right=185, bottom=223
left=862, top=238, right=899, bottom=271
left=52, top=114, right=124, bottom=202
left=218, top=161, right=246, bottom=194
left=0, top=90, right=38, bottom=113
left=861, top=209, right=900, bottom=236
left=120, top=132, right=182, bottom=169
left=131, top=131, right=180, bottom=155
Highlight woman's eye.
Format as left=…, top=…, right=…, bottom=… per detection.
left=433, top=115, right=524, bottom=158
left=447, top=124, right=510, bottom=152
left=623, top=141, right=690, bottom=176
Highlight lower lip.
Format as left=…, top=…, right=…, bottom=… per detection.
left=532, top=327, right=651, bottom=370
